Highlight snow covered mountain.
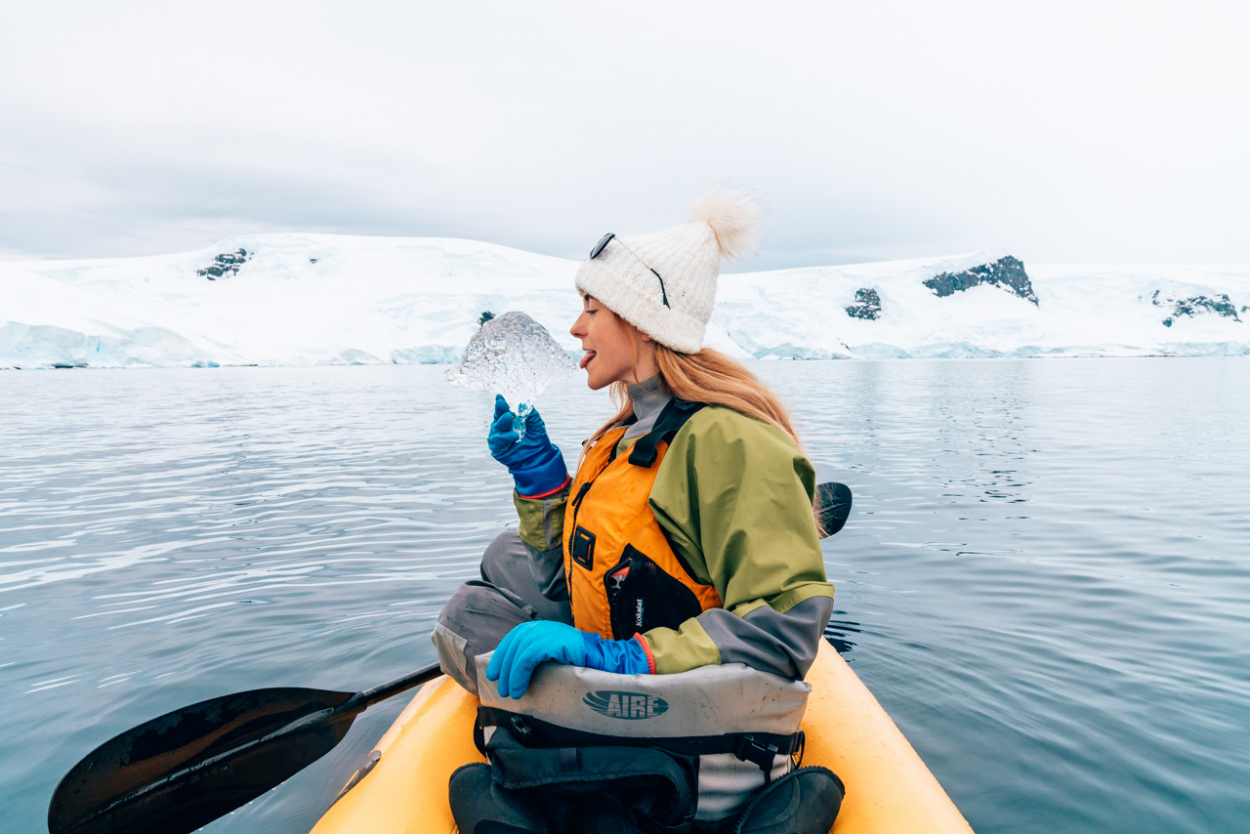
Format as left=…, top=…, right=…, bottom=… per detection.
left=2, top=233, right=1247, bottom=369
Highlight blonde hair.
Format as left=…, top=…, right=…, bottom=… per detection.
left=582, top=339, right=825, bottom=534
left=586, top=345, right=804, bottom=452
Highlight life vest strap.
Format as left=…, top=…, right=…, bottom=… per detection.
left=627, top=399, right=705, bottom=468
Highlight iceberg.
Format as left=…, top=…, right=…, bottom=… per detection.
left=444, top=311, right=577, bottom=435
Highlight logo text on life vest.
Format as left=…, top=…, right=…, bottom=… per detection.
left=583, top=691, right=670, bottom=720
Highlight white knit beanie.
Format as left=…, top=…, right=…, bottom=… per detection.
left=574, top=186, right=763, bottom=354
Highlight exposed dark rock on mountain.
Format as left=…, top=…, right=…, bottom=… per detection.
left=923, top=255, right=1038, bottom=305
left=845, top=288, right=882, bottom=320
left=1152, top=290, right=1241, bottom=327
left=197, top=248, right=252, bottom=280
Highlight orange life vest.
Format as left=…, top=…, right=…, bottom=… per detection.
left=563, top=400, right=723, bottom=640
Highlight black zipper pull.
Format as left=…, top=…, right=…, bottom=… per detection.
left=567, top=481, right=595, bottom=553
left=571, top=481, right=592, bottom=516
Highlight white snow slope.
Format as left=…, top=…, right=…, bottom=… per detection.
left=2, top=234, right=1247, bottom=369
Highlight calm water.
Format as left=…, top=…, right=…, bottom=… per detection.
left=2, top=360, right=1248, bottom=833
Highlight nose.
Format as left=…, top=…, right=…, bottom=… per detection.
left=570, top=312, right=587, bottom=339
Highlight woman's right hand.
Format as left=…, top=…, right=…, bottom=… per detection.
left=488, top=395, right=569, bottom=497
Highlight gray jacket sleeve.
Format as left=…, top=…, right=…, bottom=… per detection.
left=696, top=596, right=834, bottom=680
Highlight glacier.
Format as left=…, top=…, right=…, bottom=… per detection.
left=1, top=233, right=1247, bottom=369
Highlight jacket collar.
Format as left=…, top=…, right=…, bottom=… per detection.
left=624, top=376, right=673, bottom=440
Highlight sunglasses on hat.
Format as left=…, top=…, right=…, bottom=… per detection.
left=589, top=233, right=670, bottom=309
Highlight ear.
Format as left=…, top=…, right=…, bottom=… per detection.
left=621, top=318, right=651, bottom=342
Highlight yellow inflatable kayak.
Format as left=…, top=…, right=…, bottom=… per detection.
left=311, top=641, right=972, bottom=834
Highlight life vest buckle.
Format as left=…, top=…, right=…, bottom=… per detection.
left=734, top=734, right=783, bottom=784
left=510, top=715, right=533, bottom=740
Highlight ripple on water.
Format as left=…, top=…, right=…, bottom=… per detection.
left=2, top=360, right=1249, bottom=834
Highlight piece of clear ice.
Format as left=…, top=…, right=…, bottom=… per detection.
left=444, top=311, right=578, bottom=438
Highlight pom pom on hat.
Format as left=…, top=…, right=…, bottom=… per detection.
left=574, top=186, right=763, bottom=354
left=689, top=184, right=763, bottom=263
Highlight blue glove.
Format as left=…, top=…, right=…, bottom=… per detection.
left=486, top=620, right=652, bottom=698
left=488, top=395, right=568, bottom=497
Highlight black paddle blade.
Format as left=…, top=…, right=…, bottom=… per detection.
left=816, top=482, right=853, bottom=537
left=49, top=687, right=354, bottom=834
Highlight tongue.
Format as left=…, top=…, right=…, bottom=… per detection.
left=580, top=352, right=596, bottom=369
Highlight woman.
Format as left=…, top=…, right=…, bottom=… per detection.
left=434, top=188, right=842, bottom=834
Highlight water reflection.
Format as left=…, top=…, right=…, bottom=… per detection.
left=821, top=613, right=862, bottom=655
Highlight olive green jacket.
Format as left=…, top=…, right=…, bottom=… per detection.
left=514, top=406, right=835, bottom=677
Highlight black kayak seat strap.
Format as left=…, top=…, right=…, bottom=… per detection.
left=477, top=706, right=801, bottom=780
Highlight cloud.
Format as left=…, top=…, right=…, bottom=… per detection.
left=2, top=0, right=1248, bottom=265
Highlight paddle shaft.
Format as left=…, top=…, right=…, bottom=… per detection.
left=354, top=661, right=445, bottom=710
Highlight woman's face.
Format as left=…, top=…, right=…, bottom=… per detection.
left=569, top=295, right=655, bottom=390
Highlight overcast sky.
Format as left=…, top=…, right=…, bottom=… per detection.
left=2, top=0, right=1247, bottom=269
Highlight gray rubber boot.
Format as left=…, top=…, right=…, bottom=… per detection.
left=448, top=762, right=547, bottom=834
left=732, top=766, right=844, bottom=834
